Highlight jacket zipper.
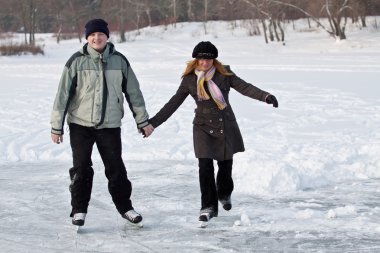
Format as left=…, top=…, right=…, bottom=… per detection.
left=95, top=53, right=108, bottom=127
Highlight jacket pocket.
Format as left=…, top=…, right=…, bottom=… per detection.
left=193, top=116, right=223, bottom=136
left=110, top=83, right=124, bottom=112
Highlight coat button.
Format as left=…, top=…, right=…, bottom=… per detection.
left=220, top=130, right=224, bottom=134
left=209, top=119, right=213, bottom=123
left=209, top=130, right=214, bottom=134
left=219, top=118, right=223, bottom=121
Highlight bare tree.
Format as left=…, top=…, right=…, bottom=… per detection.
left=48, top=0, right=68, bottom=43
left=2, top=0, right=380, bottom=45
left=124, top=1, right=146, bottom=34
left=142, top=0, right=154, bottom=27
left=187, top=0, right=195, bottom=21
left=68, top=0, right=84, bottom=43
left=117, top=0, right=127, bottom=42
left=239, top=0, right=277, bottom=43
left=269, top=0, right=334, bottom=35
left=102, top=0, right=129, bottom=42
left=322, top=0, right=353, bottom=40
left=350, top=0, right=373, bottom=28
left=16, top=0, right=38, bottom=45
left=28, top=0, right=37, bottom=44
left=272, top=0, right=358, bottom=40
left=169, top=0, right=177, bottom=27
left=203, top=0, right=209, bottom=33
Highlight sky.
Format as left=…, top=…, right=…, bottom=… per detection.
left=0, top=19, right=379, bottom=252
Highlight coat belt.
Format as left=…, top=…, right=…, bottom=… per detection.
left=194, top=108, right=219, bottom=114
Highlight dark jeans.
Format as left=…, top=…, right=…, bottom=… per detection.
left=69, top=123, right=133, bottom=216
left=198, top=158, right=234, bottom=215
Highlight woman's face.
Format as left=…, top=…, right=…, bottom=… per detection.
left=197, top=59, right=214, bottom=71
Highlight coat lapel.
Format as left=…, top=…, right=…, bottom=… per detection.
left=211, top=71, right=226, bottom=88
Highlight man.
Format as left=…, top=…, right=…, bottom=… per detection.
left=50, top=18, right=154, bottom=227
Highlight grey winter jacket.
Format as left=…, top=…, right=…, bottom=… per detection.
left=51, top=42, right=149, bottom=135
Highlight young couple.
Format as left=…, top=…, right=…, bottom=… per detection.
left=50, top=19, right=278, bottom=227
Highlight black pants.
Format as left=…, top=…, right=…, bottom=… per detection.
left=69, top=123, right=133, bottom=216
left=198, top=158, right=234, bottom=215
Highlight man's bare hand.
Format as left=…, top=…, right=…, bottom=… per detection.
left=51, top=133, right=63, bottom=144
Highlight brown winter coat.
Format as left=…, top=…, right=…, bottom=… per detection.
left=149, top=67, right=270, bottom=161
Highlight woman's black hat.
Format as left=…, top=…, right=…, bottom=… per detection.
left=192, top=41, right=218, bottom=59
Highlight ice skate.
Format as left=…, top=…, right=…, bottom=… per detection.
left=72, top=213, right=86, bottom=226
left=198, top=209, right=217, bottom=228
left=220, top=197, right=232, bottom=211
left=72, top=213, right=86, bottom=232
left=122, top=209, right=143, bottom=227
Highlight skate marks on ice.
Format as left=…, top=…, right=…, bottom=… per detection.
left=189, top=180, right=380, bottom=252
left=234, top=179, right=380, bottom=252
left=70, top=217, right=151, bottom=252
left=1, top=161, right=380, bottom=252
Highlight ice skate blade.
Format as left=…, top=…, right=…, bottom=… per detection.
left=135, top=222, right=143, bottom=228
left=127, top=221, right=143, bottom=228
left=198, top=221, right=208, bottom=228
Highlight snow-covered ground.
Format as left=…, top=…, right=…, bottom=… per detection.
left=0, top=20, right=379, bottom=252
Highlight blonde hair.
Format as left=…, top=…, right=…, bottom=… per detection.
left=181, top=59, right=233, bottom=78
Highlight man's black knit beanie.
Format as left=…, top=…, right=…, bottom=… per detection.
left=85, top=19, right=109, bottom=39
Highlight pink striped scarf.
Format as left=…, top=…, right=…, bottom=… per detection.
left=195, top=66, right=227, bottom=110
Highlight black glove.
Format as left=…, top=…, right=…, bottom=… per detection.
left=266, top=95, right=278, bottom=108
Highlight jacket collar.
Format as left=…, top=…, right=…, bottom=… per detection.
left=80, top=42, right=115, bottom=62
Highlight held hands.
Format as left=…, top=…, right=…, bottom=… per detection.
left=265, top=95, right=279, bottom=108
left=140, top=124, right=154, bottom=138
left=51, top=133, right=63, bottom=144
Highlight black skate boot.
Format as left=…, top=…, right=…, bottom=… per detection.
left=122, top=209, right=143, bottom=224
left=220, top=197, right=232, bottom=211
left=199, top=208, right=218, bottom=221
left=72, top=213, right=86, bottom=226
left=198, top=208, right=217, bottom=228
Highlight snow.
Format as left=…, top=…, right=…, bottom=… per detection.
left=1, top=19, right=380, bottom=252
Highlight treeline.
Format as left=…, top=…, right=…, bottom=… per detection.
left=1, top=0, right=380, bottom=44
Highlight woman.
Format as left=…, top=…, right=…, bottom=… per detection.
left=148, top=41, right=278, bottom=223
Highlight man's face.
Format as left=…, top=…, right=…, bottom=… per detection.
left=87, top=32, right=108, bottom=52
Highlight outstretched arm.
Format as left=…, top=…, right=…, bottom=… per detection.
left=229, top=73, right=270, bottom=102
left=229, top=70, right=278, bottom=108
left=149, top=79, right=190, bottom=128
